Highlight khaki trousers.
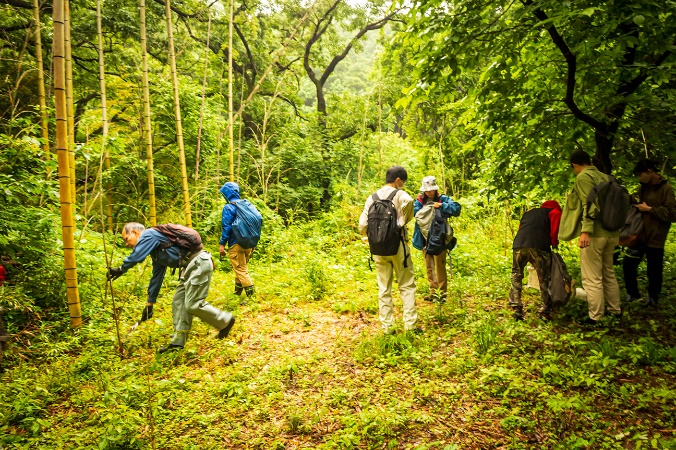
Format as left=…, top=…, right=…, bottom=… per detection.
left=374, top=242, right=417, bottom=331
left=228, top=244, right=254, bottom=288
left=580, top=236, right=621, bottom=320
left=423, top=249, right=447, bottom=295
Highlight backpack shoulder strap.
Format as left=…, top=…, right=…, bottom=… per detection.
left=371, top=192, right=381, bottom=202
left=385, top=189, right=398, bottom=201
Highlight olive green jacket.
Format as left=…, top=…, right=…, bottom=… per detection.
left=559, top=166, right=620, bottom=241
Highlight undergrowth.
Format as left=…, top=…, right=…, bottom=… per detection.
left=1, top=203, right=675, bottom=449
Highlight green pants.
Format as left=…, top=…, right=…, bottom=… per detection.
left=171, top=251, right=232, bottom=347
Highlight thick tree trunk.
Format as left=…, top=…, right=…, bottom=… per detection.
left=53, top=0, right=82, bottom=328
left=64, top=0, right=75, bottom=206
left=593, top=128, right=614, bottom=175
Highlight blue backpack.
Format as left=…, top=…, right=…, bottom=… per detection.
left=232, top=200, right=263, bottom=249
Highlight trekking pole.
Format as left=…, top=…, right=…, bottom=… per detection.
left=97, top=146, right=124, bottom=356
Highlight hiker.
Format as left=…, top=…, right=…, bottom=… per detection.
left=219, top=182, right=262, bottom=300
left=623, top=159, right=676, bottom=307
left=560, top=151, right=621, bottom=326
left=412, top=175, right=461, bottom=303
left=107, top=222, right=235, bottom=353
left=359, top=165, right=420, bottom=334
left=508, top=200, right=562, bottom=321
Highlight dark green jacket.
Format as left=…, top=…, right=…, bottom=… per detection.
left=635, top=177, right=676, bottom=248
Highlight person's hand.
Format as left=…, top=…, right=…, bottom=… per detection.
left=578, top=232, right=591, bottom=249
left=219, top=244, right=226, bottom=258
left=636, top=202, right=652, bottom=212
left=107, top=267, right=123, bottom=281
left=433, top=202, right=442, bottom=208
left=140, top=304, right=154, bottom=322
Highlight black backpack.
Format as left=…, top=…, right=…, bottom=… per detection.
left=585, top=176, right=630, bottom=231
left=367, top=191, right=406, bottom=261
left=152, top=224, right=203, bottom=256
left=549, top=252, right=573, bottom=307
left=425, top=208, right=447, bottom=256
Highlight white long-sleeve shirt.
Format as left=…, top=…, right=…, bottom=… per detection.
left=358, top=185, right=414, bottom=239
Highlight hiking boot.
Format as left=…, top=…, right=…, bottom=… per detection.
left=538, top=312, right=552, bottom=322
left=217, top=317, right=236, bottom=339
left=576, top=316, right=600, bottom=328
left=512, top=307, right=524, bottom=321
left=157, top=343, right=184, bottom=354
left=625, top=294, right=640, bottom=302
left=244, top=285, right=255, bottom=297
left=642, top=297, right=657, bottom=307
left=234, top=283, right=243, bottom=296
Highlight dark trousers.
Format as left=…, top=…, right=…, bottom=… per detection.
left=509, top=248, right=552, bottom=314
left=623, top=245, right=664, bottom=301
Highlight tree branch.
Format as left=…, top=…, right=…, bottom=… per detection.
left=319, top=9, right=398, bottom=85
left=522, top=0, right=605, bottom=130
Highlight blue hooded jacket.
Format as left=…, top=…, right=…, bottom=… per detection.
left=120, top=229, right=181, bottom=304
left=220, top=182, right=241, bottom=247
left=412, top=193, right=461, bottom=251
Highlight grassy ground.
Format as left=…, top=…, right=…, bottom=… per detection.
left=1, top=205, right=675, bottom=449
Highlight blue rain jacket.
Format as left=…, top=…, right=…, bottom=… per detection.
left=412, top=193, right=462, bottom=251
left=120, top=229, right=181, bottom=304
left=220, top=182, right=241, bottom=247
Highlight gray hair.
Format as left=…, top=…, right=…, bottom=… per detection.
left=123, top=222, right=146, bottom=235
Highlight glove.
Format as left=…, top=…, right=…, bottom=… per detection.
left=107, top=267, right=123, bottom=281
left=140, top=305, right=154, bottom=322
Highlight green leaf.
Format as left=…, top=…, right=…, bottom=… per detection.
left=633, top=15, right=645, bottom=26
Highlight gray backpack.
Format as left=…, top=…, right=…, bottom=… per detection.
left=549, top=252, right=573, bottom=307
left=619, top=205, right=643, bottom=247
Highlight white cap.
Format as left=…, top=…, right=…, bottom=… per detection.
left=420, top=175, right=440, bottom=192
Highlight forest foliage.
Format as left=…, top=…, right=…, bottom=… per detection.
left=0, top=0, right=675, bottom=447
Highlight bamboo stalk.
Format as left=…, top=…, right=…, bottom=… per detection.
left=97, top=0, right=114, bottom=230
left=139, top=0, right=157, bottom=226
left=54, top=0, right=82, bottom=328
left=33, top=0, right=49, bottom=158
left=236, top=64, right=243, bottom=182
left=165, top=0, right=192, bottom=227
left=65, top=0, right=76, bottom=206
left=195, top=10, right=211, bottom=181
left=228, top=0, right=234, bottom=182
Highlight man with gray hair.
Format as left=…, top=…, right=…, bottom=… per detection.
left=108, top=222, right=235, bottom=353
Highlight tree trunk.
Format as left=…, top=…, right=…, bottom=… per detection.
left=65, top=0, right=76, bottom=206
left=32, top=0, right=49, bottom=158
left=165, top=0, right=192, bottom=227
left=140, top=0, right=157, bottom=226
left=195, top=9, right=211, bottom=181
left=593, top=127, right=614, bottom=175
left=228, top=0, right=235, bottom=182
left=97, top=0, right=113, bottom=230
left=53, top=0, right=82, bottom=328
